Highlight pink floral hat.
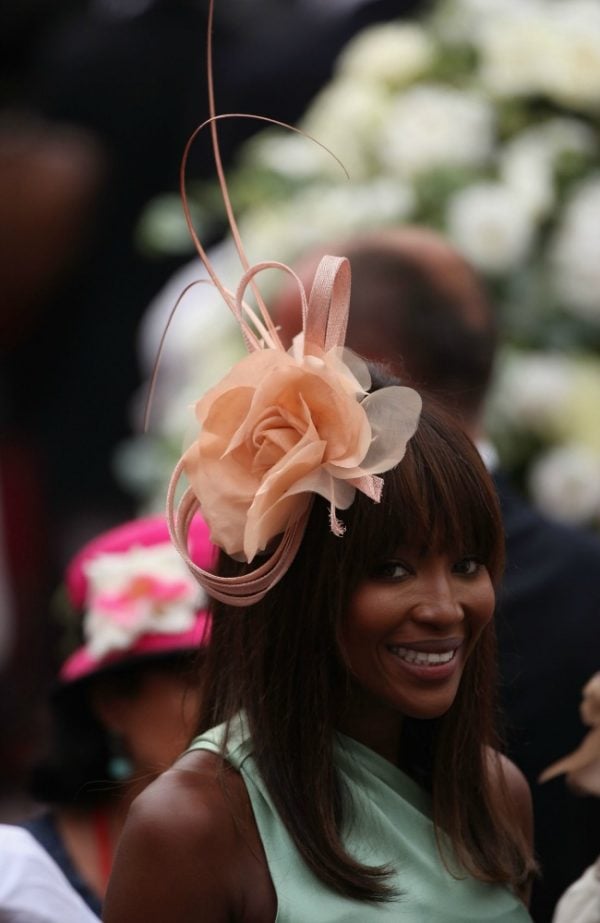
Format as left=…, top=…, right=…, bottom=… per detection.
left=60, top=514, right=214, bottom=683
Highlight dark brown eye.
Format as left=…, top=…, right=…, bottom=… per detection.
left=453, top=557, right=481, bottom=576
left=374, top=560, right=411, bottom=580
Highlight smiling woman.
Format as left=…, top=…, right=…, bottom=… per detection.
left=104, top=394, right=536, bottom=923
left=103, top=2, right=535, bottom=914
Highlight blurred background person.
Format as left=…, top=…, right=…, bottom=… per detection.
left=269, top=226, right=600, bottom=922
left=0, top=825, right=100, bottom=923
left=19, top=513, right=213, bottom=916
left=540, top=673, right=600, bottom=923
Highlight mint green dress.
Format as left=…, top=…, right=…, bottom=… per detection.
left=188, top=717, right=532, bottom=922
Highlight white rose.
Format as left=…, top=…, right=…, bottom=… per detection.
left=529, top=445, right=600, bottom=526
left=500, top=139, right=554, bottom=222
left=490, top=352, right=572, bottom=435
left=478, top=3, right=558, bottom=97
left=550, top=176, right=600, bottom=322
left=247, top=132, right=338, bottom=181
left=301, top=78, right=390, bottom=179
left=478, top=0, right=600, bottom=109
left=434, top=0, right=525, bottom=45
left=380, top=84, right=494, bottom=178
left=134, top=240, right=244, bottom=439
left=306, top=179, right=415, bottom=235
left=139, top=241, right=240, bottom=375
left=446, top=183, right=534, bottom=275
left=239, top=179, right=415, bottom=263
left=555, top=361, right=600, bottom=455
left=541, top=2, right=600, bottom=111
left=336, top=22, right=435, bottom=87
left=500, top=118, right=596, bottom=220
left=540, top=117, right=598, bottom=159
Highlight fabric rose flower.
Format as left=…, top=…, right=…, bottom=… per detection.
left=183, top=342, right=421, bottom=562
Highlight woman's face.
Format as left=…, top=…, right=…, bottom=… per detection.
left=96, top=667, right=201, bottom=775
left=340, top=548, right=495, bottom=729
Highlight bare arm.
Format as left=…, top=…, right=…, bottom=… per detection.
left=495, top=751, right=535, bottom=907
left=103, top=751, right=274, bottom=923
left=499, top=755, right=534, bottom=850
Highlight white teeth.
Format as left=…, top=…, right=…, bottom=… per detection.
left=388, top=647, right=455, bottom=666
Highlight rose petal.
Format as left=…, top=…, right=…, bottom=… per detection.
left=281, top=466, right=355, bottom=509
left=327, top=346, right=372, bottom=393
left=347, top=474, right=383, bottom=503
left=195, top=350, right=295, bottom=426
left=358, top=386, right=422, bottom=474
left=232, top=366, right=371, bottom=467
left=245, top=431, right=327, bottom=559
left=184, top=437, right=259, bottom=556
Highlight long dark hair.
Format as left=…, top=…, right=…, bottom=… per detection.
left=197, top=396, right=535, bottom=901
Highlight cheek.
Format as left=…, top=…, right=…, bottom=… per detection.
left=342, top=589, right=376, bottom=645
left=466, top=583, right=496, bottom=648
left=339, top=586, right=393, bottom=673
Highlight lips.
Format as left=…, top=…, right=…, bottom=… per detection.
left=389, top=646, right=455, bottom=666
left=384, top=636, right=464, bottom=678
left=385, top=636, right=464, bottom=654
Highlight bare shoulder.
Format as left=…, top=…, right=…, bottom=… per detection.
left=104, top=749, right=273, bottom=923
left=486, top=747, right=533, bottom=840
left=125, top=748, right=246, bottom=841
left=496, top=752, right=531, bottom=810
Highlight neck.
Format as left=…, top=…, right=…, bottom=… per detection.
left=337, top=693, right=404, bottom=765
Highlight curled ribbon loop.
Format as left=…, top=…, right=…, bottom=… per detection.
left=305, top=255, right=350, bottom=353
left=168, top=460, right=311, bottom=606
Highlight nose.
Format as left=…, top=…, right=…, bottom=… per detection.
left=410, top=574, right=464, bottom=629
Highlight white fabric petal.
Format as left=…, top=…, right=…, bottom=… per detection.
left=335, top=347, right=372, bottom=392
left=360, top=386, right=422, bottom=472
left=279, top=467, right=357, bottom=510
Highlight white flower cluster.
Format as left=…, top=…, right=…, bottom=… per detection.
left=446, top=183, right=533, bottom=276
left=529, top=446, right=600, bottom=527
left=241, top=3, right=600, bottom=289
left=550, top=176, right=600, bottom=323
left=500, top=119, right=595, bottom=221
left=475, top=0, right=600, bottom=111
left=336, top=22, right=435, bottom=88
left=380, top=84, right=494, bottom=179
left=488, top=353, right=600, bottom=526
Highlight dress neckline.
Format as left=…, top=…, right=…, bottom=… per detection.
left=335, top=731, right=432, bottom=817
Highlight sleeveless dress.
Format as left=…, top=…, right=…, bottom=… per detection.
left=188, top=717, right=533, bottom=923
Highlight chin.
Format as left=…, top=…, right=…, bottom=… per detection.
left=401, top=701, right=455, bottom=720
left=389, top=685, right=461, bottom=720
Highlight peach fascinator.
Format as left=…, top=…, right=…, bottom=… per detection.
left=539, top=672, right=600, bottom=796
left=162, top=2, right=422, bottom=606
